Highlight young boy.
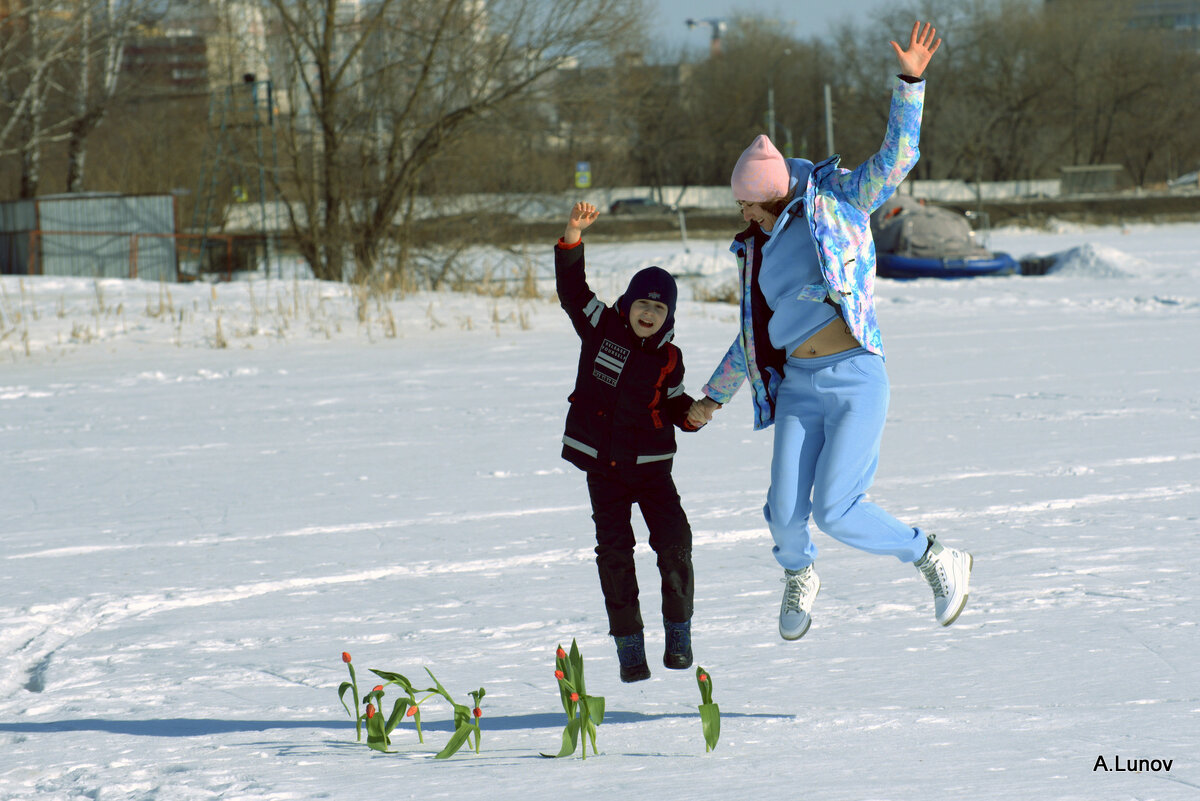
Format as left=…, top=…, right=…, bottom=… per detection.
left=555, top=201, right=704, bottom=683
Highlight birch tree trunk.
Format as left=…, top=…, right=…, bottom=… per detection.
left=65, top=0, right=131, bottom=193
left=19, top=4, right=45, bottom=198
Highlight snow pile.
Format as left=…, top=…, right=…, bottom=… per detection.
left=1044, top=242, right=1145, bottom=278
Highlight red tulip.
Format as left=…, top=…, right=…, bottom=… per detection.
left=373, top=685, right=384, bottom=693
left=473, top=707, right=482, bottom=719
left=406, top=706, right=418, bottom=717
left=570, top=692, right=579, bottom=702
left=556, top=647, right=566, bottom=659
left=554, top=670, right=565, bottom=680
left=366, top=704, right=376, bottom=719
left=341, top=652, right=352, bottom=663
left=698, top=674, right=708, bottom=682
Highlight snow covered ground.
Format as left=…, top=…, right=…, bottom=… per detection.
left=2, top=221, right=1198, bottom=800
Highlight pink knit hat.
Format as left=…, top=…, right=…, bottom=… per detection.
left=730, top=135, right=790, bottom=202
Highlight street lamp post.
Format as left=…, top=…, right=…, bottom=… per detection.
left=767, top=80, right=776, bottom=143
left=766, top=48, right=791, bottom=151
left=824, top=83, right=835, bottom=157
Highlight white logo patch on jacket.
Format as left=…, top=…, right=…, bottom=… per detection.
left=593, top=339, right=629, bottom=387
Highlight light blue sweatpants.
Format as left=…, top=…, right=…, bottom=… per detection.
left=765, top=349, right=927, bottom=570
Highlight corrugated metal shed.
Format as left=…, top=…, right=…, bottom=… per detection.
left=0, top=193, right=178, bottom=282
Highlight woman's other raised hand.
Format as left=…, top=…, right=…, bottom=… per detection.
left=890, top=21, right=942, bottom=79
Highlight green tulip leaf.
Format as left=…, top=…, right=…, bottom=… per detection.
left=567, top=640, right=587, bottom=697
left=434, top=723, right=475, bottom=760
left=412, top=707, right=425, bottom=743
left=338, top=678, right=362, bottom=742
left=423, top=667, right=456, bottom=702
left=370, top=669, right=417, bottom=694
left=337, top=682, right=356, bottom=719
left=585, top=719, right=601, bottom=755
left=365, top=710, right=391, bottom=753
left=451, top=703, right=472, bottom=729
left=584, top=695, right=606, bottom=725
left=540, top=716, right=582, bottom=758
left=699, top=703, right=721, bottom=752
left=556, top=678, right=576, bottom=716
left=385, top=698, right=409, bottom=734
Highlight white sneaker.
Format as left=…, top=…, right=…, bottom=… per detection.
left=779, top=565, right=820, bottom=640
left=914, top=535, right=973, bottom=626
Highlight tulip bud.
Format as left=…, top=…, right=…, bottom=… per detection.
left=570, top=692, right=579, bottom=702
left=373, top=685, right=384, bottom=693
left=366, top=704, right=376, bottom=719
left=699, top=674, right=708, bottom=682
left=473, top=707, right=482, bottom=719
left=406, top=706, right=418, bottom=717
left=341, top=652, right=352, bottom=663
left=556, top=647, right=566, bottom=659
left=554, top=670, right=565, bottom=680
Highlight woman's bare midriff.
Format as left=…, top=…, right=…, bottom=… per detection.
left=790, top=318, right=862, bottom=358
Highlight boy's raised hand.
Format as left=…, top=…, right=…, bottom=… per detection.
left=563, top=202, right=600, bottom=245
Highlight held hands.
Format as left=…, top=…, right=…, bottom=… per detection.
left=563, top=202, right=600, bottom=246
left=687, top=396, right=721, bottom=428
left=890, top=21, right=942, bottom=79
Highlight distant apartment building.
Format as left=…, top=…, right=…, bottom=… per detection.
left=1046, top=0, right=1200, bottom=50
left=156, top=0, right=270, bottom=94
left=121, top=34, right=209, bottom=95
left=1127, top=0, right=1200, bottom=49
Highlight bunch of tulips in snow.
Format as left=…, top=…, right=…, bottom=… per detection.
left=542, top=640, right=605, bottom=759
left=338, top=645, right=720, bottom=760
left=338, top=652, right=484, bottom=758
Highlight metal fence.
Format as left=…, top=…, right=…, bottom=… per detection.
left=8, top=230, right=265, bottom=282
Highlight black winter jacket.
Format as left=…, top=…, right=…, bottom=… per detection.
left=555, top=240, right=701, bottom=473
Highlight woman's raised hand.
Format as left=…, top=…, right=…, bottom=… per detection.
left=890, top=21, right=942, bottom=79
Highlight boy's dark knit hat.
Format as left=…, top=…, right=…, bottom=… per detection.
left=617, top=266, right=678, bottom=319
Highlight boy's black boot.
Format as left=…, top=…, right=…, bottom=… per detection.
left=614, top=631, right=651, bottom=683
left=663, top=619, right=692, bottom=669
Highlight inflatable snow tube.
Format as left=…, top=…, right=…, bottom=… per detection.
left=876, top=252, right=1020, bottom=280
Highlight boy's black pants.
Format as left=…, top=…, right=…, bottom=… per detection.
left=586, top=466, right=694, bottom=637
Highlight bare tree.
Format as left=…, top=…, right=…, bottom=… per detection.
left=61, top=0, right=141, bottom=193
left=916, top=0, right=1059, bottom=182
left=256, top=0, right=645, bottom=282
left=0, top=3, right=72, bottom=196
left=0, top=0, right=135, bottom=196
left=1039, top=0, right=1200, bottom=185
left=675, top=16, right=831, bottom=186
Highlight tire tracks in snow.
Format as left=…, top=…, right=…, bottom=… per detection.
left=915, top=482, right=1199, bottom=523
left=6, top=505, right=590, bottom=561
left=0, top=544, right=595, bottom=700
left=882, top=452, right=1200, bottom=488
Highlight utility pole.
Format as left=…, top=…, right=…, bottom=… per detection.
left=824, top=83, right=835, bottom=156
left=766, top=48, right=791, bottom=146
left=767, top=80, right=776, bottom=143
